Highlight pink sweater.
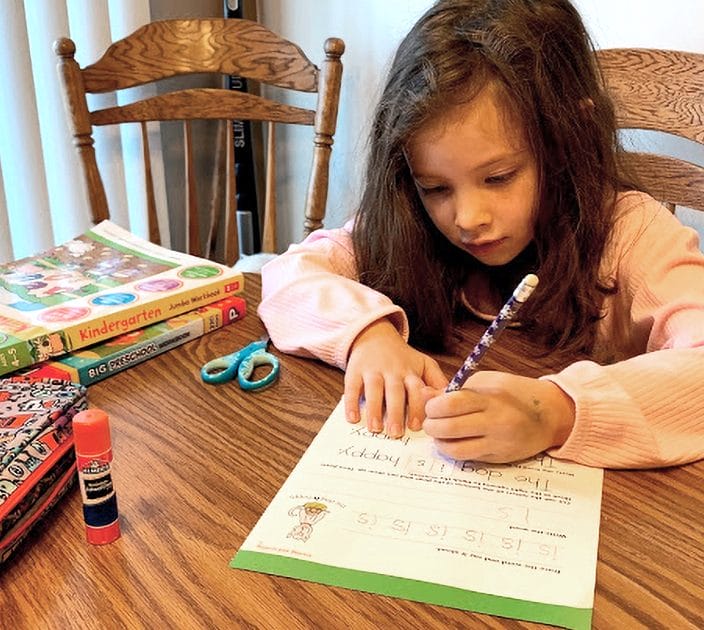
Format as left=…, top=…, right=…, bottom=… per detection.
left=259, top=192, right=704, bottom=469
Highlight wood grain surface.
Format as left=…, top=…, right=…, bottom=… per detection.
left=81, top=19, right=320, bottom=94
left=596, top=48, right=704, bottom=143
left=595, top=47, right=704, bottom=211
left=2, top=274, right=702, bottom=629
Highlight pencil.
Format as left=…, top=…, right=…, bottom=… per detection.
left=446, top=273, right=539, bottom=392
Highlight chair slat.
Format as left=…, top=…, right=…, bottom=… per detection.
left=140, top=122, right=161, bottom=245
left=621, top=152, right=704, bottom=211
left=261, top=122, right=277, bottom=253
left=55, top=38, right=110, bottom=225
left=82, top=19, right=319, bottom=94
left=90, top=89, right=316, bottom=126
left=184, top=121, right=201, bottom=257
left=205, top=119, right=227, bottom=260
left=304, top=38, right=344, bottom=236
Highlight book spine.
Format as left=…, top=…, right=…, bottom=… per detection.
left=0, top=274, right=244, bottom=377
left=21, top=296, right=246, bottom=386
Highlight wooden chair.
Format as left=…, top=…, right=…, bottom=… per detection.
left=595, top=48, right=704, bottom=213
left=54, top=19, right=344, bottom=265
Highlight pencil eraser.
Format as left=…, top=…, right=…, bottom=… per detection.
left=514, top=274, right=539, bottom=301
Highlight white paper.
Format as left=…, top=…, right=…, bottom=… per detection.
left=236, top=400, right=603, bottom=620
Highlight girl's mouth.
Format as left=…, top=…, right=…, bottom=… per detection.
left=464, top=237, right=506, bottom=257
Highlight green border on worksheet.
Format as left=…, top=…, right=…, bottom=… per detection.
left=231, top=551, right=591, bottom=630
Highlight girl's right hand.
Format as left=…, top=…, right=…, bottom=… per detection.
left=344, top=319, right=447, bottom=438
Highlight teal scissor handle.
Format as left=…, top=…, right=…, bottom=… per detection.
left=236, top=349, right=280, bottom=390
left=201, top=336, right=279, bottom=390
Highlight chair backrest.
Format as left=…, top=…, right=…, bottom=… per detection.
left=54, top=18, right=344, bottom=265
left=595, top=48, right=704, bottom=213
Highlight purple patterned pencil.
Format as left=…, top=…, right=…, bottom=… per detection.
left=446, top=273, right=539, bottom=392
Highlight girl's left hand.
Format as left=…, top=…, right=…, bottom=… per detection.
left=422, top=371, right=576, bottom=463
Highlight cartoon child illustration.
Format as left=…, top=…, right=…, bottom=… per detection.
left=29, top=332, right=65, bottom=362
left=287, top=501, right=328, bottom=542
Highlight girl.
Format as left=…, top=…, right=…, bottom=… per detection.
left=259, top=0, right=704, bottom=468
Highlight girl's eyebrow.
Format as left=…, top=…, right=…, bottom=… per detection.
left=410, top=148, right=528, bottom=179
left=472, top=148, right=529, bottom=171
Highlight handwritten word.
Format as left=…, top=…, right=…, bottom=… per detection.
left=353, top=512, right=560, bottom=562
left=350, top=426, right=411, bottom=446
left=338, top=446, right=400, bottom=468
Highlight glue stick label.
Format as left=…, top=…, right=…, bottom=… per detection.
left=76, top=451, right=120, bottom=542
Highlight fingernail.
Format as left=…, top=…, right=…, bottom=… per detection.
left=346, top=410, right=359, bottom=423
left=387, top=422, right=402, bottom=438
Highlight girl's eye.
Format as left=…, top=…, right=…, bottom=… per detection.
left=416, top=184, right=447, bottom=196
left=485, top=170, right=517, bottom=185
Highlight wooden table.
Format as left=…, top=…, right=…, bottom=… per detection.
left=2, top=274, right=703, bottom=629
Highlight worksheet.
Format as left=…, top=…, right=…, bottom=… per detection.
left=232, top=400, right=603, bottom=630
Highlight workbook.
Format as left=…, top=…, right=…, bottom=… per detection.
left=232, top=401, right=603, bottom=630
left=19, top=295, right=246, bottom=386
left=0, top=221, right=243, bottom=377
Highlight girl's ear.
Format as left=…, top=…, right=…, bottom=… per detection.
left=578, top=97, right=595, bottom=111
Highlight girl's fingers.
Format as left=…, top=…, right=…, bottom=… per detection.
left=423, top=406, right=488, bottom=439
left=384, top=379, right=407, bottom=437
left=425, top=389, right=485, bottom=418
left=345, top=352, right=448, bottom=437
left=343, top=374, right=364, bottom=424
left=405, top=374, right=426, bottom=431
left=362, top=372, right=385, bottom=433
left=433, top=436, right=492, bottom=462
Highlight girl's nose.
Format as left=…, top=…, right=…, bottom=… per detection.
left=454, top=191, right=492, bottom=233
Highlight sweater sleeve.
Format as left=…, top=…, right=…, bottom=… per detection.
left=543, top=196, right=704, bottom=468
left=258, top=225, right=409, bottom=369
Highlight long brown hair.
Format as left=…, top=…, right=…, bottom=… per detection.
left=352, top=0, right=632, bottom=354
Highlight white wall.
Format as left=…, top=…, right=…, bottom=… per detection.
left=258, top=0, right=704, bottom=248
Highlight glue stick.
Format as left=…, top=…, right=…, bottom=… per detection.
left=72, top=408, right=121, bottom=544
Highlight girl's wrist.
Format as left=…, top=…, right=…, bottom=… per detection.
left=350, top=318, right=399, bottom=353
left=540, top=381, right=576, bottom=448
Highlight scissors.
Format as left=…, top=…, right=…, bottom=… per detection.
left=200, top=335, right=280, bottom=390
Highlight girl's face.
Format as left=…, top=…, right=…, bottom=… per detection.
left=406, top=82, right=539, bottom=266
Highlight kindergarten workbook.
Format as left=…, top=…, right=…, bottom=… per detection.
left=20, top=295, right=246, bottom=386
left=0, top=221, right=243, bottom=376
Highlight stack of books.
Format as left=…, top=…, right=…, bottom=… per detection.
left=0, top=220, right=247, bottom=385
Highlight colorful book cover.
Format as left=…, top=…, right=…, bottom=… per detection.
left=0, top=220, right=244, bottom=377
left=19, top=295, right=247, bottom=386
